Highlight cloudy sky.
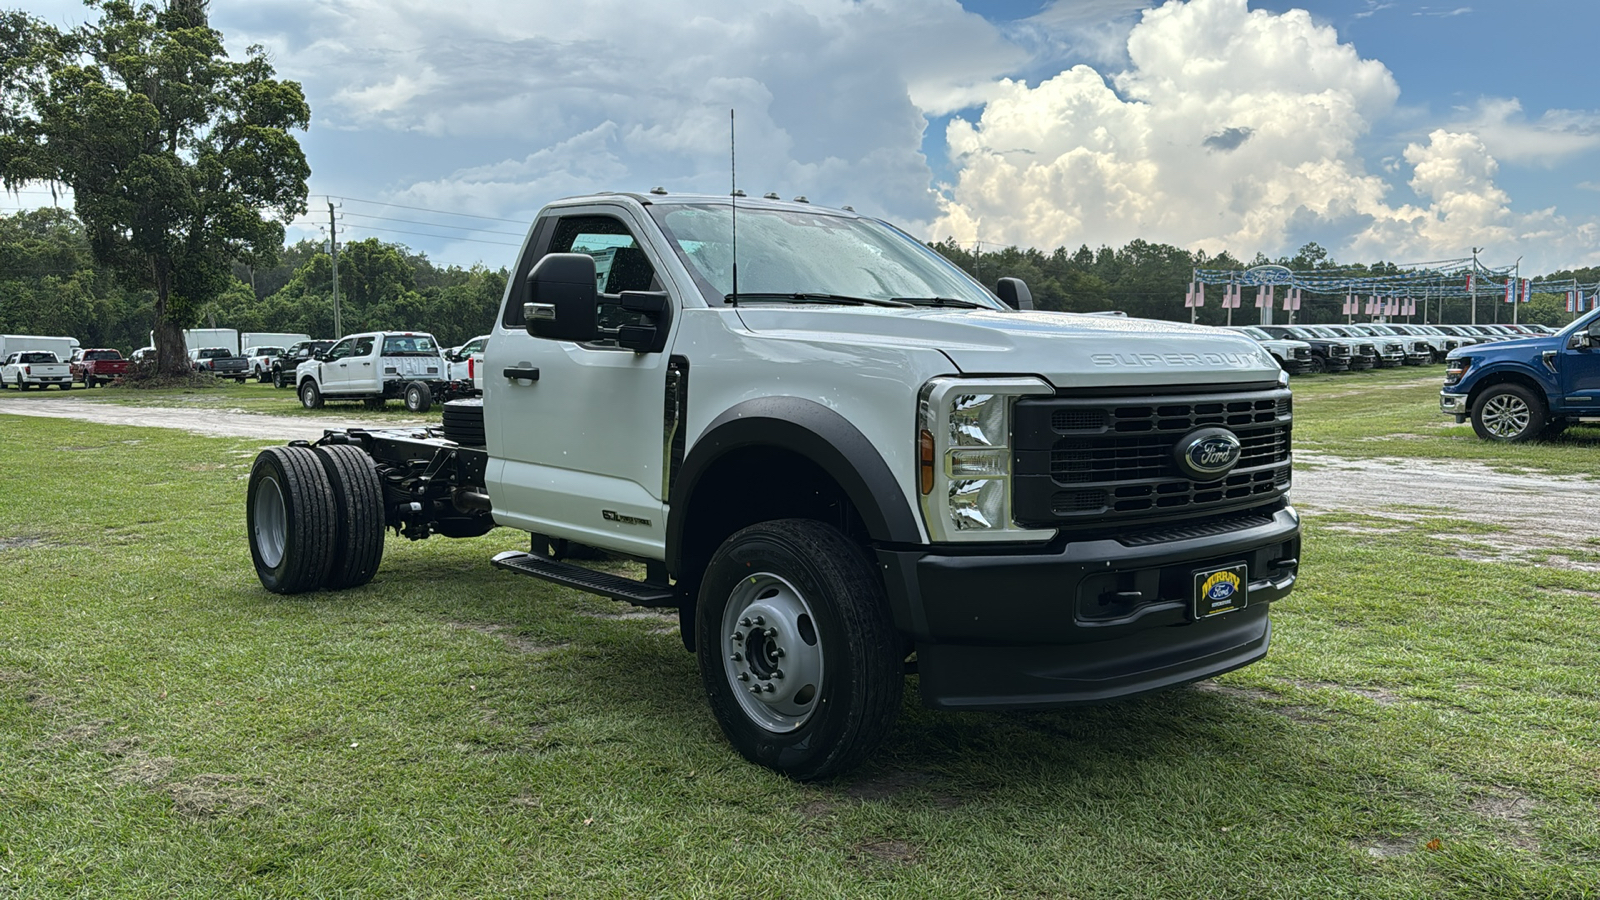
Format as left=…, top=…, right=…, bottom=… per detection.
left=9, top=0, right=1600, bottom=274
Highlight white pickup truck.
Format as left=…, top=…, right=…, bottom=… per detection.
left=294, top=331, right=450, bottom=412
left=244, top=191, right=1301, bottom=779
left=2, top=350, right=72, bottom=390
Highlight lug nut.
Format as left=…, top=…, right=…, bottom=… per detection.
left=749, top=685, right=763, bottom=695
left=774, top=648, right=786, bottom=658
left=736, top=672, right=749, bottom=681
left=764, top=684, right=775, bottom=693
left=740, top=617, right=752, bottom=627
left=730, top=652, right=743, bottom=662
left=772, top=669, right=784, bottom=680
left=732, top=632, right=744, bottom=642
left=763, top=627, right=776, bottom=638
left=753, top=616, right=765, bottom=626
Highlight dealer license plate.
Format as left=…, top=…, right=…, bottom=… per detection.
left=1192, top=563, right=1248, bottom=620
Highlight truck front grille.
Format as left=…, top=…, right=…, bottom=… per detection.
left=1012, top=387, right=1292, bottom=529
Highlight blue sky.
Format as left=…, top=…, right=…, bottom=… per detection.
left=7, top=0, right=1599, bottom=274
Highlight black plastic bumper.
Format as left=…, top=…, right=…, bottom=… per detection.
left=877, top=505, right=1300, bottom=710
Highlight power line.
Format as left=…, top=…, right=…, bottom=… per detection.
left=337, top=209, right=525, bottom=237
left=317, top=194, right=526, bottom=224
left=335, top=221, right=521, bottom=247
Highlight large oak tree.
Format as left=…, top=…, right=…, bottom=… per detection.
left=0, top=0, right=308, bottom=374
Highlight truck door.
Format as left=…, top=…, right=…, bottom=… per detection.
left=346, top=336, right=378, bottom=392
left=485, top=210, right=677, bottom=558
left=319, top=337, right=357, bottom=393
left=1559, top=326, right=1600, bottom=410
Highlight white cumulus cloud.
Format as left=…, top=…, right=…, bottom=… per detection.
left=931, top=0, right=1600, bottom=271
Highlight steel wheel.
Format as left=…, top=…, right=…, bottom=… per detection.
left=252, top=474, right=288, bottom=569
left=721, top=573, right=825, bottom=732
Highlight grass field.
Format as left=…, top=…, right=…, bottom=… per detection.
left=1, top=370, right=1598, bottom=898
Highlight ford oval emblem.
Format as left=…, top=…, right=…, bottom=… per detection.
left=1174, top=427, right=1242, bottom=481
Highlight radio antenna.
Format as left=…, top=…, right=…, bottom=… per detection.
left=729, top=108, right=739, bottom=307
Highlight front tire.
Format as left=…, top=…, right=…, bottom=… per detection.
left=299, top=379, right=323, bottom=409
left=403, top=381, right=433, bottom=413
left=1471, top=383, right=1546, bottom=442
left=696, top=519, right=902, bottom=780
left=246, top=446, right=337, bottom=594
left=1306, top=355, right=1327, bottom=375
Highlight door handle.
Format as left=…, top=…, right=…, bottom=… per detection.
left=361, top=362, right=371, bottom=366
left=503, top=367, right=540, bottom=382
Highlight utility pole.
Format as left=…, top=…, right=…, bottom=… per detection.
left=329, top=200, right=342, bottom=338
left=1511, top=257, right=1522, bottom=326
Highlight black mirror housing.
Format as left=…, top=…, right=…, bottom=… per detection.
left=526, top=253, right=600, bottom=342
left=996, top=277, right=1034, bottom=311
left=616, top=290, right=673, bottom=353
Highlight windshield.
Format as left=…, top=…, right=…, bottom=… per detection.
left=84, top=349, right=121, bottom=360
left=1304, top=326, right=1338, bottom=338
left=382, top=335, right=438, bottom=356
left=1237, top=327, right=1271, bottom=339
left=649, top=203, right=1005, bottom=309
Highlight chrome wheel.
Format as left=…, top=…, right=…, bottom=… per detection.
left=252, top=474, right=287, bottom=568
left=720, top=572, right=824, bottom=733
left=1480, top=394, right=1531, bottom=438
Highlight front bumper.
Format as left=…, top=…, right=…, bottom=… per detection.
left=1440, top=391, right=1469, bottom=421
left=1280, top=359, right=1313, bottom=375
left=877, top=505, right=1301, bottom=709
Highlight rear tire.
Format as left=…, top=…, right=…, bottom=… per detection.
left=404, top=381, right=433, bottom=413
left=85, top=375, right=97, bottom=388
left=696, top=518, right=902, bottom=780
left=313, top=444, right=386, bottom=590
left=299, top=379, right=323, bottom=409
left=273, top=369, right=287, bottom=389
left=1471, top=383, right=1546, bottom=442
left=246, top=446, right=337, bottom=594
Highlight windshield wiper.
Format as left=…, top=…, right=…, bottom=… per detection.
left=724, top=292, right=913, bottom=308
left=892, top=296, right=987, bottom=309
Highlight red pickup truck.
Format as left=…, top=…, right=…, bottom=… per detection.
left=71, top=348, right=131, bottom=387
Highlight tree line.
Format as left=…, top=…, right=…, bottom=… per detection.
left=927, top=238, right=1597, bottom=328
left=0, top=206, right=506, bottom=352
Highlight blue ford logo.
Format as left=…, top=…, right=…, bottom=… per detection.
left=1174, top=427, right=1242, bottom=481
left=1207, top=580, right=1236, bottom=601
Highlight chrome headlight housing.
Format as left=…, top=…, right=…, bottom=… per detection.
left=917, top=376, right=1056, bottom=543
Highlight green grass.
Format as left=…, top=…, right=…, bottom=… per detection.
left=2, top=394, right=1599, bottom=897
left=1290, top=366, right=1600, bottom=476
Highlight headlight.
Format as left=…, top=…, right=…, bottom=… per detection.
left=1444, top=357, right=1472, bottom=386
left=917, top=377, right=1056, bottom=543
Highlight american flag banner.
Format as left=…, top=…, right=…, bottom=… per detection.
left=1282, top=288, right=1293, bottom=311
left=1292, top=288, right=1302, bottom=311
left=1194, top=282, right=1204, bottom=308
left=1364, top=296, right=1376, bottom=315
left=1184, top=286, right=1193, bottom=308
left=1405, top=298, right=1416, bottom=316
left=1342, top=294, right=1353, bottom=315
left=1231, top=285, right=1242, bottom=308
left=1465, top=273, right=1475, bottom=293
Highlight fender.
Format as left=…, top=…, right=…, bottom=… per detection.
left=1462, top=358, right=1560, bottom=407
left=666, top=397, right=922, bottom=576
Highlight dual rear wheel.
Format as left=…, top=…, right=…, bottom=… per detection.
left=247, top=444, right=385, bottom=593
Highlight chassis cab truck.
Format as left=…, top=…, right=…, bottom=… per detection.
left=245, top=193, right=1301, bottom=779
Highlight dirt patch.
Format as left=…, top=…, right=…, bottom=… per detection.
left=1288, top=679, right=1405, bottom=706
left=167, top=773, right=268, bottom=819
left=114, top=755, right=178, bottom=786
left=798, top=798, right=838, bottom=819
left=447, top=621, right=567, bottom=656
left=854, top=839, right=919, bottom=865
left=1470, top=790, right=1540, bottom=851
left=1362, top=837, right=1417, bottom=859
left=576, top=608, right=679, bottom=636
left=0, top=536, right=44, bottom=551
left=34, top=719, right=110, bottom=749
left=1194, top=682, right=1327, bottom=723
left=844, top=769, right=937, bottom=802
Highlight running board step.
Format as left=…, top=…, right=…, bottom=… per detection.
left=490, top=550, right=676, bottom=607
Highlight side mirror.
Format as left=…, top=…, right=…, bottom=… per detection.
left=526, top=253, right=600, bottom=342
left=996, top=277, right=1034, bottom=311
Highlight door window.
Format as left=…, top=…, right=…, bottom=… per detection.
left=549, top=216, right=660, bottom=339
left=325, top=338, right=355, bottom=362
left=352, top=336, right=376, bottom=357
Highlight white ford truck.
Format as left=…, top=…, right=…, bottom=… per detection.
left=245, top=192, right=1301, bottom=779
left=2, top=350, right=72, bottom=389
left=295, top=331, right=450, bottom=412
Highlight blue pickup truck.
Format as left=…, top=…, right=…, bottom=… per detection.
left=1440, top=312, right=1600, bottom=441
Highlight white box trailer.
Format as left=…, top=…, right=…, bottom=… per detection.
left=0, top=334, right=78, bottom=361
left=240, top=332, right=310, bottom=352
left=151, top=328, right=240, bottom=355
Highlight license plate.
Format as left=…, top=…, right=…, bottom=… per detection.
left=1192, top=563, right=1248, bottom=620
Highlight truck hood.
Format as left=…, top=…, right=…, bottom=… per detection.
left=1449, top=336, right=1551, bottom=359
left=734, top=306, right=1280, bottom=388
